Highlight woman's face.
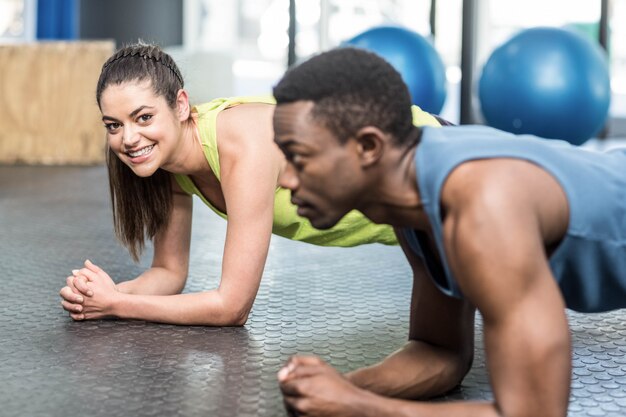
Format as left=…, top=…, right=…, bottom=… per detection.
left=100, top=80, right=182, bottom=177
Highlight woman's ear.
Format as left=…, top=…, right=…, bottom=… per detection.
left=354, top=126, right=387, bottom=168
left=175, top=89, right=191, bottom=121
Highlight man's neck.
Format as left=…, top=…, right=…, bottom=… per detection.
left=358, top=143, right=430, bottom=230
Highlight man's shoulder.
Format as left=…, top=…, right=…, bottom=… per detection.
left=442, top=159, right=532, bottom=215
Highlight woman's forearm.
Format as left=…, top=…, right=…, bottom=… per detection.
left=116, top=267, right=188, bottom=296
left=111, top=289, right=250, bottom=326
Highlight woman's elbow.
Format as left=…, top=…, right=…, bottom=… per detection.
left=223, top=304, right=251, bottom=326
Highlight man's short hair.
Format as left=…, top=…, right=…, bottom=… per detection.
left=273, top=47, right=415, bottom=144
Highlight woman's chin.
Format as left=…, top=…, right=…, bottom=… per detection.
left=129, top=163, right=160, bottom=178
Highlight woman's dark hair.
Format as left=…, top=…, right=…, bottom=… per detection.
left=273, top=47, right=417, bottom=145
left=96, top=43, right=184, bottom=261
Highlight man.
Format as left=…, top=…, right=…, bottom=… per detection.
left=271, top=47, right=626, bottom=417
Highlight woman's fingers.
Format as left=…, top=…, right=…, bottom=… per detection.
left=61, top=299, right=83, bottom=314
left=59, top=285, right=84, bottom=304
left=84, top=259, right=104, bottom=274
left=73, top=267, right=95, bottom=281
left=73, top=276, right=93, bottom=297
left=69, top=312, right=85, bottom=321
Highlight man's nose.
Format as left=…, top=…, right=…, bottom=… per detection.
left=278, top=162, right=300, bottom=191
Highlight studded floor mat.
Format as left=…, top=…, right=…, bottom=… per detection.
left=0, top=166, right=624, bottom=417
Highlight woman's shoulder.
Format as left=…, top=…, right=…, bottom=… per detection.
left=215, top=98, right=276, bottom=153
left=194, top=95, right=275, bottom=148
left=213, top=99, right=280, bottom=182
left=195, top=95, right=275, bottom=115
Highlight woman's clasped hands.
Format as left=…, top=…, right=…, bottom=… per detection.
left=59, top=260, right=120, bottom=320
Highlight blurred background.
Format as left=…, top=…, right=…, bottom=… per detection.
left=1, top=0, right=625, bottom=164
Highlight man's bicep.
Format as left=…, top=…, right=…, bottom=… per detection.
left=480, top=275, right=571, bottom=417
left=446, top=201, right=571, bottom=416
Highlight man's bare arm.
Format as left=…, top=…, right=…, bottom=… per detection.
left=346, top=228, right=475, bottom=400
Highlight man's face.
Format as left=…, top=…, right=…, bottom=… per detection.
left=273, top=101, right=364, bottom=230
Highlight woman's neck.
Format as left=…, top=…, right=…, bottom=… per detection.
left=163, top=114, right=210, bottom=176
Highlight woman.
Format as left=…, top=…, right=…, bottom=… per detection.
left=59, top=43, right=443, bottom=326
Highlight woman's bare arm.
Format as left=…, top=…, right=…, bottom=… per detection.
left=61, top=103, right=282, bottom=326
left=116, top=179, right=193, bottom=295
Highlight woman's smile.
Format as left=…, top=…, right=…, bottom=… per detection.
left=125, top=144, right=155, bottom=164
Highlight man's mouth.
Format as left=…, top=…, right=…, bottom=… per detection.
left=291, top=197, right=308, bottom=208
left=126, top=144, right=155, bottom=158
left=292, top=197, right=316, bottom=217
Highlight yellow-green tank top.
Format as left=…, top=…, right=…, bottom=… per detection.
left=174, top=95, right=441, bottom=247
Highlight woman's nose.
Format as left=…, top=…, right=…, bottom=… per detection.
left=122, top=127, right=140, bottom=149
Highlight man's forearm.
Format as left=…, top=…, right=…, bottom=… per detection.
left=357, top=392, right=500, bottom=417
left=347, top=340, right=470, bottom=400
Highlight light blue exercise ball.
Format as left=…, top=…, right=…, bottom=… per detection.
left=345, top=26, right=447, bottom=114
left=479, top=27, right=611, bottom=145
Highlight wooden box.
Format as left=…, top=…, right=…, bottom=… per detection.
left=0, top=41, right=115, bottom=164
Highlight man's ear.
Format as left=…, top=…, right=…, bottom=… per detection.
left=175, top=89, right=191, bottom=121
left=354, top=126, right=387, bottom=168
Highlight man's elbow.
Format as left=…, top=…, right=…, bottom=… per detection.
left=439, top=347, right=474, bottom=394
left=452, top=349, right=474, bottom=386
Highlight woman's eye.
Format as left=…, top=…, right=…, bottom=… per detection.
left=104, top=123, right=120, bottom=132
left=139, top=114, right=153, bottom=123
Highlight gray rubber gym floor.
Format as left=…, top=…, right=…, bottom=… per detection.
left=1, top=165, right=625, bottom=417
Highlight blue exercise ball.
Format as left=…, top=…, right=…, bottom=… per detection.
left=479, top=27, right=611, bottom=145
left=345, top=26, right=447, bottom=114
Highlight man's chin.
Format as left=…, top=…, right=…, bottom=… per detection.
left=297, top=204, right=345, bottom=230
left=308, top=216, right=340, bottom=230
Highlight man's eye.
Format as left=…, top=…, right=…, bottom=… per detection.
left=291, top=155, right=305, bottom=169
left=283, top=148, right=305, bottom=168
left=283, top=150, right=295, bottom=162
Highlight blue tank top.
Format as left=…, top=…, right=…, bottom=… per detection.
left=402, top=125, right=626, bottom=313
